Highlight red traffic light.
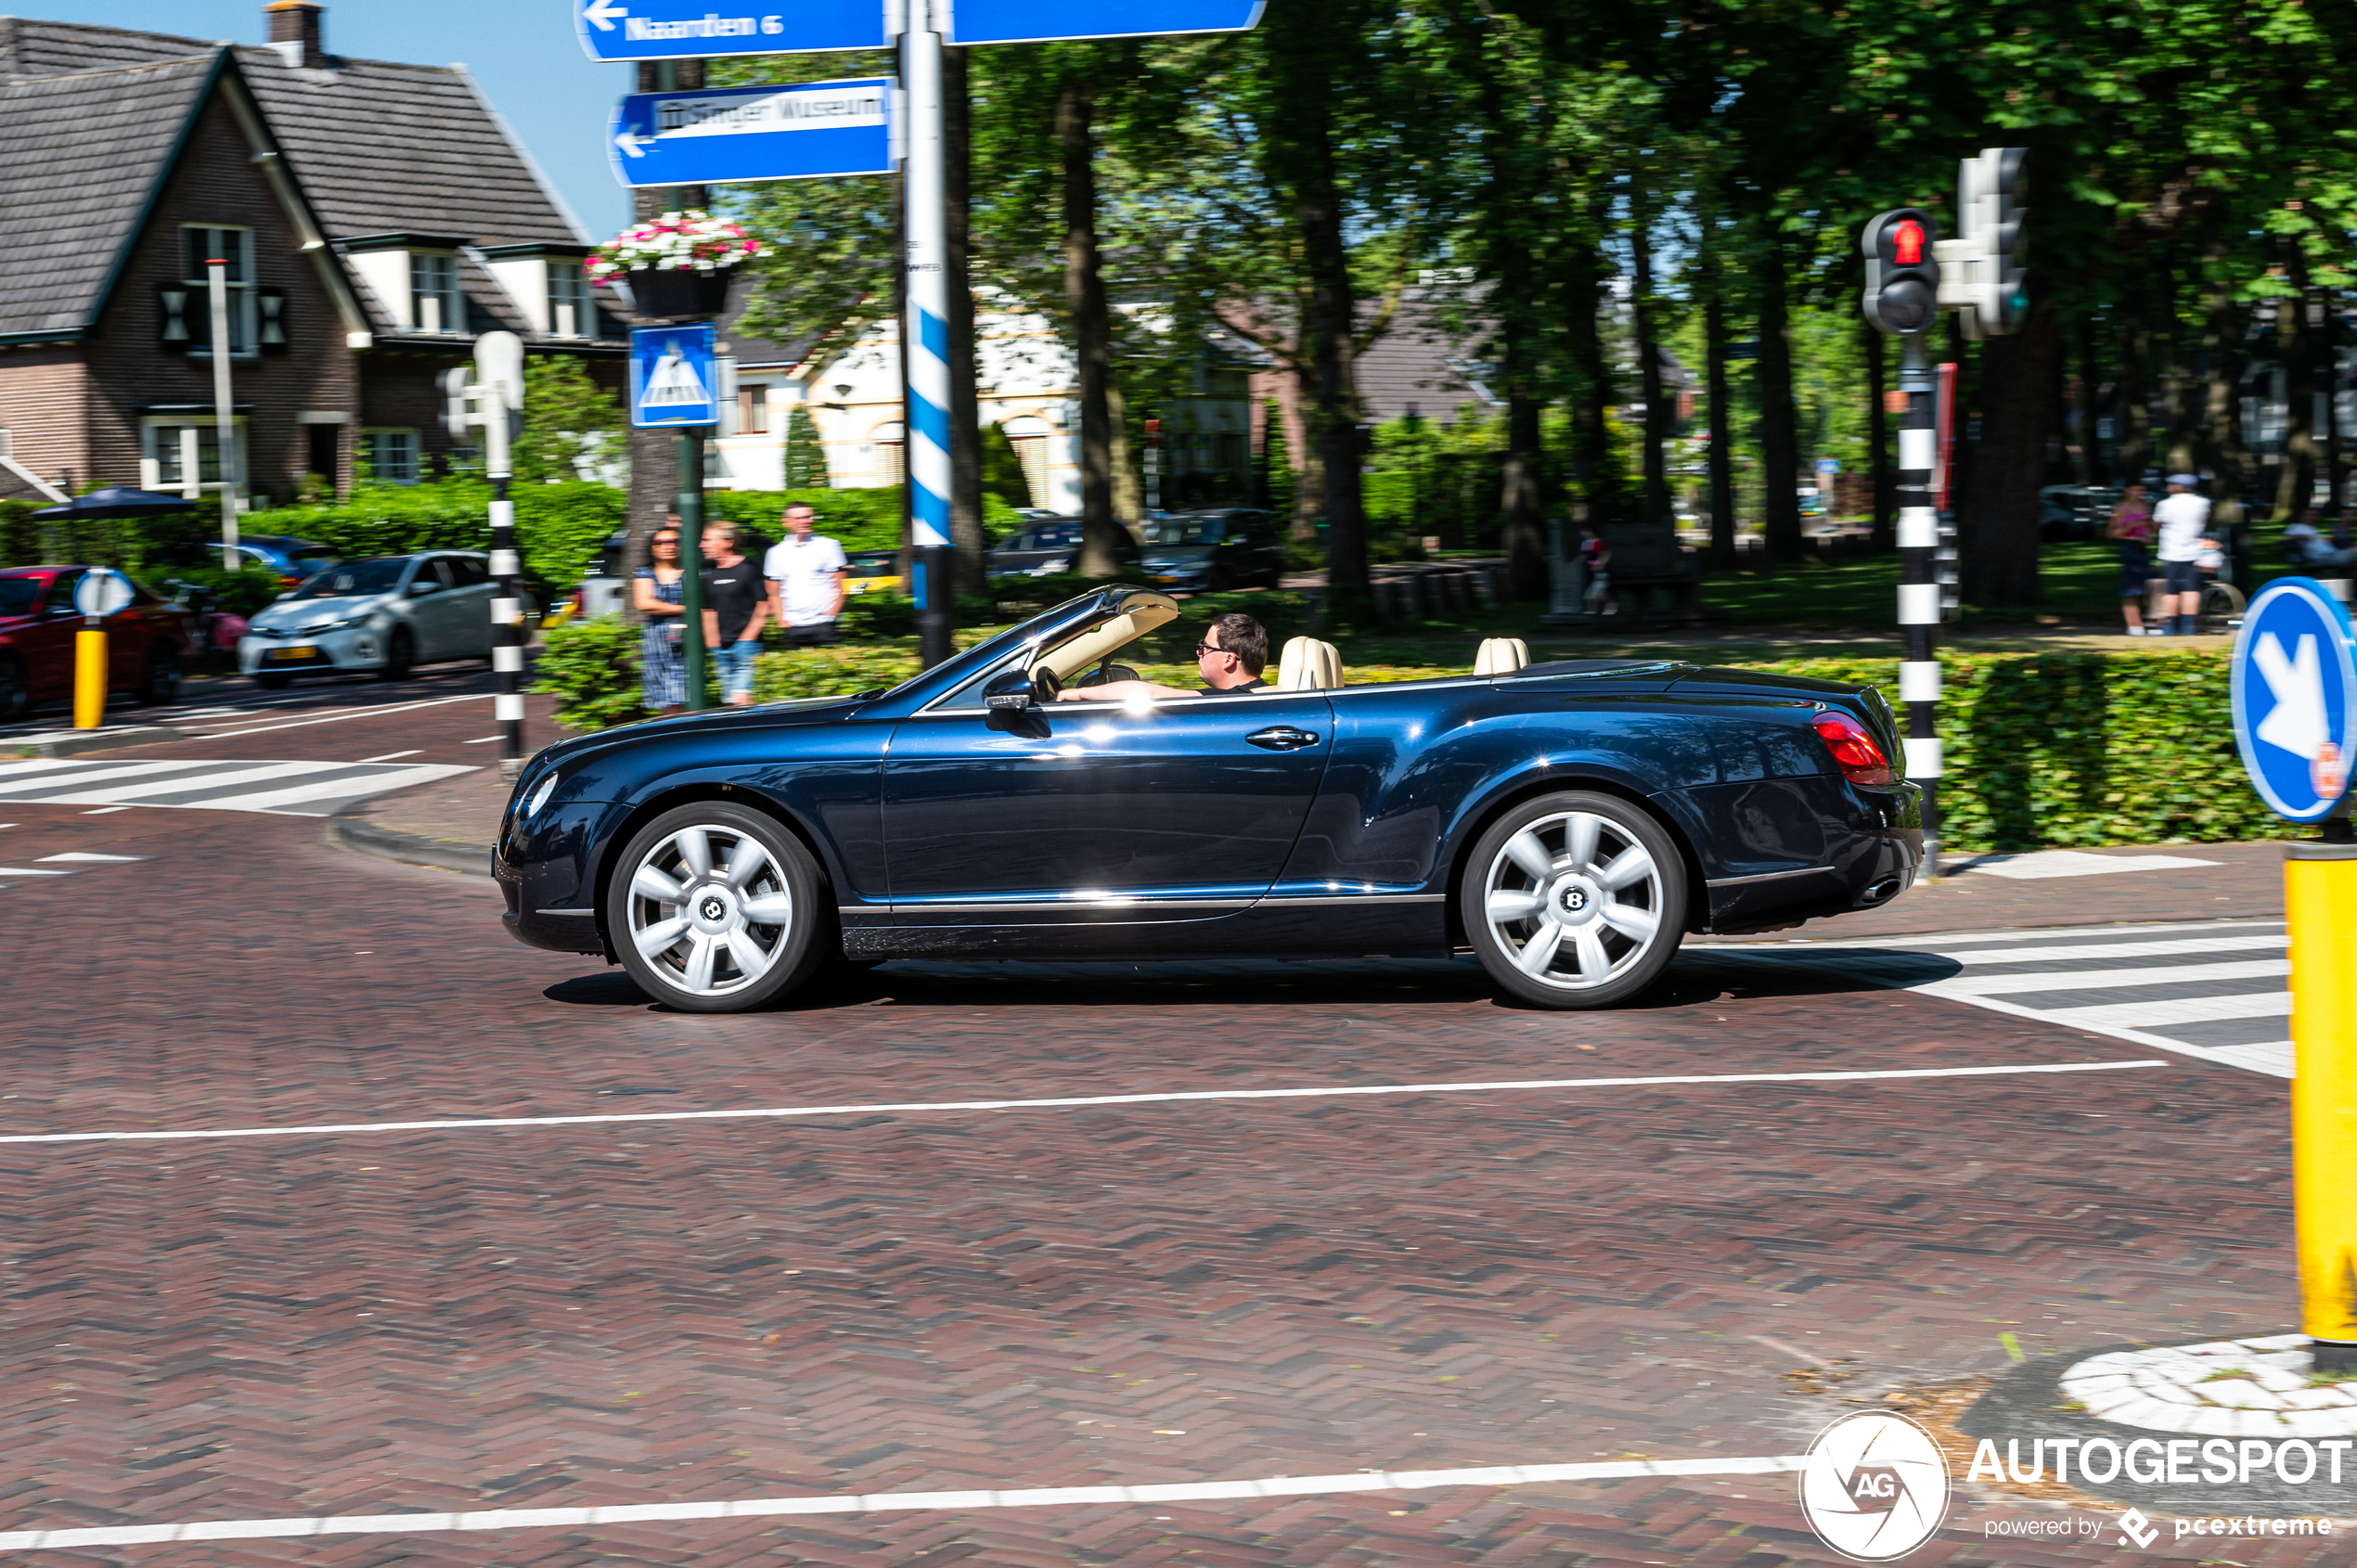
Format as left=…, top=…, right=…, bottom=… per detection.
left=1891, top=217, right=1926, bottom=265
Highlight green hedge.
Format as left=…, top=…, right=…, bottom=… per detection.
left=1754, top=650, right=2291, bottom=854
left=531, top=636, right=2284, bottom=855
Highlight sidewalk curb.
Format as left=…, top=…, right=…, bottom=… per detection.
left=333, top=812, right=493, bottom=878
left=9, top=725, right=187, bottom=759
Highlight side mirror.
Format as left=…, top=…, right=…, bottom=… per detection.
left=984, top=667, right=1037, bottom=713
left=408, top=581, right=436, bottom=598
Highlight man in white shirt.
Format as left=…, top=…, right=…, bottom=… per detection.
left=763, top=503, right=848, bottom=647
left=2152, top=474, right=2211, bottom=636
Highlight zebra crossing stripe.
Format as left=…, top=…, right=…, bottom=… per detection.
left=1924, top=958, right=2290, bottom=997
left=0, top=760, right=475, bottom=815
left=0, top=759, right=219, bottom=795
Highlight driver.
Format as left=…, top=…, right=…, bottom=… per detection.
left=1056, top=611, right=1270, bottom=701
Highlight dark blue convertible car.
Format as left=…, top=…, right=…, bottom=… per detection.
left=497, top=587, right=1921, bottom=1012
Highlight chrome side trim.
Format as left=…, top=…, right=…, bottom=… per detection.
left=534, top=907, right=598, bottom=916
left=1258, top=893, right=1448, bottom=906
left=1705, top=866, right=1836, bottom=888
left=894, top=897, right=1258, bottom=914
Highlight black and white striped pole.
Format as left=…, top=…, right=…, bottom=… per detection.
left=470, top=332, right=528, bottom=776
left=1863, top=209, right=1944, bottom=875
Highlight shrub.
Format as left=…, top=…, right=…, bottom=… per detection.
left=532, top=616, right=647, bottom=731
left=750, top=645, right=922, bottom=702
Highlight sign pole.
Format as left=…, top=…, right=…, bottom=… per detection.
left=207, top=260, right=239, bottom=573
left=677, top=427, right=710, bottom=708
left=1896, top=329, right=1941, bottom=877
left=902, top=0, right=956, bottom=670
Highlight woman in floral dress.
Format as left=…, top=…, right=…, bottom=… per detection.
left=633, top=525, right=689, bottom=713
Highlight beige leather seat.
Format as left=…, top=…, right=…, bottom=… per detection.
left=1473, top=636, right=1531, bottom=675
left=1276, top=636, right=1343, bottom=691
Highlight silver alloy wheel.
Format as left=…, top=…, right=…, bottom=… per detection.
left=1480, top=809, right=1665, bottom=991
left=624, top=823, right=796, bottom=998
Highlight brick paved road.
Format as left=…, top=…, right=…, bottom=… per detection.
left=0, top=705, right=2326, bottom=1562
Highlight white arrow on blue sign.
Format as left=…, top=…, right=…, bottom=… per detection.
left=942, top=0, right=1262, bottom=45
left=71, top=568, right=134, bottom=621
left=629, top=323, right=720, bottom=429
left=611, top=78, right=895, bottom=188
left=578, top=0, right=887, bottom=60
left=2232, top=576, right=2357, bottom=821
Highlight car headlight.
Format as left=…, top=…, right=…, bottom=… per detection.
left=520, top=770, right=561, bottom=820
left=300, top=615, right=364, bottom=634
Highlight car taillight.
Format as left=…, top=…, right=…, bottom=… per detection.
left=1812, top=710, right=1895, bottom=788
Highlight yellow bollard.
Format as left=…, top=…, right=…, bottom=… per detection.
left=72, top=623, right=107, bottom=729
left=2291, top=841, right=2357, bottom=1373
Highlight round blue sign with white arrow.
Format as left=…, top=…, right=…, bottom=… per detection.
left=2231, top=576, right=2357, bottom=821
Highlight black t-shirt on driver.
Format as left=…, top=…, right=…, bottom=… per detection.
left=703, top=560, right=766, bottom=645
left=1200, top=676, right=1269, bottom=695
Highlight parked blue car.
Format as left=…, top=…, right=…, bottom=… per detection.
left=496, top=587, right=1921, bottom=1012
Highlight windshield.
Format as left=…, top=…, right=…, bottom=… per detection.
left=1150, top=517, right=1227, bottom=546
left=892, top=589, right=1138, bottom=707
left=288, top=557, right=406, bottom=600
left=0, top=579, right=38, bottom=618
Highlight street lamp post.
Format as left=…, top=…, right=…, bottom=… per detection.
left=207, top=259, right=238, bottom=572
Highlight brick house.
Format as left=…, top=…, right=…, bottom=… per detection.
left=0, top=4, right=625, bottom=507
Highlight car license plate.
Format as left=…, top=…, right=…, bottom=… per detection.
left=264, top=646, right=320, bottom=663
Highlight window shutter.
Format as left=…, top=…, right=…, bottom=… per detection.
left=257, top=289, right=288, bottom=353
left=159, top=286, right=191, bottom=350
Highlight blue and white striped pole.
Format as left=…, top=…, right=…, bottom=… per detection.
left=1894, top=329, right=1940, bottom=876
left=901, top=0, right=955, bottom=667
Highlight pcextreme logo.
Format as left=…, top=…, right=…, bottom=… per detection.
left=1797, top=1411, right=1953, bottom=1562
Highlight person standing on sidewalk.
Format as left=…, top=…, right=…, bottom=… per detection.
left=2153, top=474, right=2211, bottom=636
left=763, top=503, right=848, bottom=648
left=633, top=525, right=689, bottom=714
left=2107, top=482, right=2155, bottom=635
left=702, top=522, right=769, bottom=707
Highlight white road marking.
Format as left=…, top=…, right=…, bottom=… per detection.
left=29, top=760, right=337, bottom=804
left=0, top=867, right=73, bottom=876
left=1714, top=918, right=2284, bottom=952
left=0, top=1059, right=2170, bottom=1148
left=359, top=750, right=422, bottom=763
left=463, top=734, right=503, bottom=743
left=0, top=759, right=219, bottom=795
left=195, top=763, right=475, bottom=815
left=1927, top=934, right=2286, bottom=968
left=81, top=805, right=130, bottom=815
left=201, top=691, right=491, bottom=739
left=2035, top=991, right=2292, bottom=1032
left=34, top=853, right=144, bottom=863
left=1960, top=850, right=2221, bottom=880
left=1924, top=958, right=2290, bottom=997
left=0, top=1453, right=1808, bottom=1551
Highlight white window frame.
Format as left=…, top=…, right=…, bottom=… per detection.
left=182, top=225, right=258, bottom=359
left=547, top=258, right=593, bottom=339
left=359, top=427, right=421, bottom=484
left=410, top=253, right=463, bottom=335
left=139, top=416, right=249, bottom=491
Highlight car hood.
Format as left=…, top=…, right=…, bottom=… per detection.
left=533, top=694, right=876, bottom=772
left=251, top=594, right=388, bottom=629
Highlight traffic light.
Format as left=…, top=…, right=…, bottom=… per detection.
left=1937, top=147, right=2028, bottom=339
left=439, top=366, right=476, bottom=443
left=1861, top=209, right=1940, bottom=336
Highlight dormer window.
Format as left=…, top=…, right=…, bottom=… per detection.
left=548, top=260, right=592, bottom=338
left=411, top=252, right=462, bottom=333
left=477, top=243, right=599, bottom=339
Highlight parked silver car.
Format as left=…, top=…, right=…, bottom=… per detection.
left=238, top=551, right=529, bottom=688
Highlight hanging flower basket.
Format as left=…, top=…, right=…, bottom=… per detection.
left=588, top=210, right=759, bottom=321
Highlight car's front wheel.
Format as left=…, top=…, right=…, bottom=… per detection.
left=0, top=654, right=26, bottom=721
left=607, top=803, right=831, bottom=1012
left=1460, top=790, right=1686, bottom=1009
left=135, top=640, right=182, bottom=706
left=378, top=626, right=414, bottom=682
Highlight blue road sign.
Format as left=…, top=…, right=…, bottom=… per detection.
left=943, top=0, right=1263, bottom=45
left=629, top=324, right=720, bottom=429
left=2232, top=576, right=2357, bottom=821
left=612, top=78, right=894, bottom=188
left=577, top=0, right=886, bottom=61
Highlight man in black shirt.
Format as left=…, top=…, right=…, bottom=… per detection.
left=701, top=523, right=770, bottom=706
left=1056, top=611, right=1270, bottom=702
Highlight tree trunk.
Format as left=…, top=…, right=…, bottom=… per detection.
left=1057, top=78, right=1122, bottom=576
left=1960, top=303, right=2060, bottom=609
left=1499, top=362, right=1547, bottom=599
left=2276, top=250, right=2320, bottom=520
left=943, top=45, right=986, bottom=593
left=1864, top=321, right=1892, bottom=552
left=2200, top=277, right=2251, bottom=528
left=2155, top=263, right=2198, bottom=475
left=1631, top=202, right=1671, bottom=534
left=2116, top=293, right=2150, bottom=488
left=1753, top=238, right=1803, bottom=563
left=1705, top=281, right=1736, bottom=571
left=1560, top=233, right=1621, bottom=531
left=2076, top=314, right=2103, bottom=485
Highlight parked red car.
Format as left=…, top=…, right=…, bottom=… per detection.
left=0, top=566, right=191, bottom=721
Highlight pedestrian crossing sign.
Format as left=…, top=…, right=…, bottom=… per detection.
left=628, top=323, right=719, bottom=428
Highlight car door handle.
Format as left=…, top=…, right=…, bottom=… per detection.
left=1245, top=726, right=1320, bottom=752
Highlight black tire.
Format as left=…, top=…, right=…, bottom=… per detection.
left=134, top=640, right=182, bottom=706
left=0, top=654, right=26, bottom=722
left=378, top=626, right=414, bottom=682
left=606, top=802, right=832, bottom=1013
left=1207, top=566, right=1233, bottom=593
left=253, top=673, right=292, bottom=691
left=1459, top=790, right=1687, bottom=1009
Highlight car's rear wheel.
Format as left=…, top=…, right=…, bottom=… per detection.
left=134, top=640, right=181, bottom=706
left=607, top=803, right=831, bottom=1013
left=0, top=654, right=26, bottom=721
left=378, top=627, right=414, bottom=682
left=1461, top=790, right=1686, bottom=1009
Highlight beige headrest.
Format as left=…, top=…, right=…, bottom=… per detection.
left=1277, top=636, right=1342, bottom=691
left=1474, top=636, right=1531, bottom=675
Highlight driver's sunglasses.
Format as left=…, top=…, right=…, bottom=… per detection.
left=1193, top=640, right=1228, bottom=658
